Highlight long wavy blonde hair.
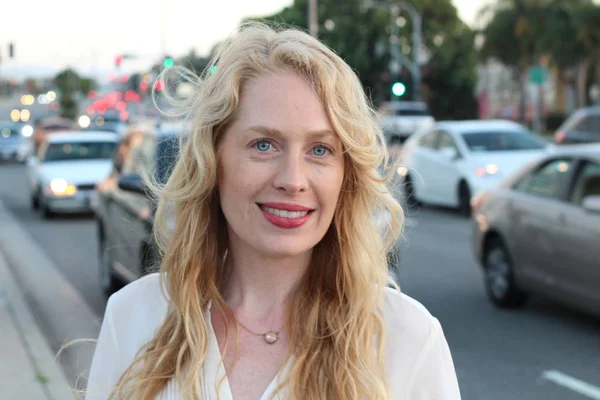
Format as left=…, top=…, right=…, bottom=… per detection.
left=108, top=22, right=403, bottom=399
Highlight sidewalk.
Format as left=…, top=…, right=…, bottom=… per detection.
left=0, top=251, right=76, bottom=400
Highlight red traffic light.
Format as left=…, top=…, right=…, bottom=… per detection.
left=115, top=55, right=123, bottom=67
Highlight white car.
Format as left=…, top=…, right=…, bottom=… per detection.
left=397, top=120, right=551, bottom=215
left=379, top=101, right=435, bottom=143
left=27, top=131, right=117, bottom=218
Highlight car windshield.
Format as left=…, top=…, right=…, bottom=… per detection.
left=155, top=135, right=180, bottom=184
left=462, top=131, right=547, bottom=152
left=44, top=141, right=116, bottom=162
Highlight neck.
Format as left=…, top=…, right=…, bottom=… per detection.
left=221, top=243, right=311, bottom=324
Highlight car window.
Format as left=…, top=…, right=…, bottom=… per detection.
left=121, top=134, right=152, bottom=176
left=155, top=135, right=180, bottom=185
left=461, top=130, right=546, bottom=152
left=514, top=158, right=574, bottom=200
left=570, top=161, right=600, bottom=205
left=418, top=131, right=438, bottom=149
left=436, top=131, right=459, bottom=151
left=115, top=133, right=143, bottom=174
left=43, top=141, right=116, bottom=162
left=574, top=115, right=600, bottom=134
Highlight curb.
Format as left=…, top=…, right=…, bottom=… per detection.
left=0, top=250, right=76, bottom=400
left=0, top=199, right=102, bottom=398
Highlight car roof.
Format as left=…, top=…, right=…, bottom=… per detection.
left=550, top=143, right=600, bottom=162
left=46, top=131, right=118, bottom=143
left=435, top=119, right=527, bottom=134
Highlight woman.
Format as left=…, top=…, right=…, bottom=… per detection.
left=86, top=23, right=460, bottom=400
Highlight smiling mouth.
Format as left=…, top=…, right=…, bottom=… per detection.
left=259, top=205, right=312, bottom=219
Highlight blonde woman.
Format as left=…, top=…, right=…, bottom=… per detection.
left=86, top=23, right=460, bottom=400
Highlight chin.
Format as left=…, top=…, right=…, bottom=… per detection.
left=256, top=238, right=316, bottom=259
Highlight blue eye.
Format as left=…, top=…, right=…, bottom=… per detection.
left=312, top=145, right=330, bottom=156
left=255, top=140, right=272, bottom=152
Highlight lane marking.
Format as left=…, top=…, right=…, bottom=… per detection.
left=542, top=370, right=600, bottom=399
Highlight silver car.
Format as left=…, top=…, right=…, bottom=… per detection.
left=471, top=144, right=600, bottom=316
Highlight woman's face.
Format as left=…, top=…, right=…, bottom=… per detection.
left=217, top=70, right=345, bottom=259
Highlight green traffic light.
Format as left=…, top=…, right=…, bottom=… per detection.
left=163, top=57, right=174, bottom=69
left=392, top=82, right=406, bottom=97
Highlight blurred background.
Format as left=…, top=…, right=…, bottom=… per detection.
left=1, top=0, right=599, bottom=399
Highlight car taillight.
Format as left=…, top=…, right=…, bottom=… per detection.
left=555, top=131, right=565, bottom=143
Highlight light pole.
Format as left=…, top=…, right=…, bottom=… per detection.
left=309, top=0, right=319, bottom=37
left=365, top=0, right=422, bottom=101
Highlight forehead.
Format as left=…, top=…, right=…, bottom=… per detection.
left=233, top=71, right=333, bottom=134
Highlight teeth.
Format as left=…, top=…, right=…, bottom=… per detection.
left=261, top=206, right=309, bottom=219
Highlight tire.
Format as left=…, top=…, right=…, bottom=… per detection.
left=457, top=181, right=472, bottom=217
left=99, top=237, right=121, bottom=296
left=483, top=237, right=529, bottom=308
left=31, top=191, right=39, bottom=210
left=40, top=195, right=54, bottom=219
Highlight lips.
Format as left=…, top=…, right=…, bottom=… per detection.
left=257, top=203, right=315, bottom=229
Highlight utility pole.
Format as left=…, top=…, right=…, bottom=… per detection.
left=365, top=0, right=422, bottom=101
left=309, top=0, right=319, bottom=38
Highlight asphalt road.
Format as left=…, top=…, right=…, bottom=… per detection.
left=0, top=163, right=598, bottom=400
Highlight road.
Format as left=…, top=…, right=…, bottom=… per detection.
left=0, top=163, right=598, bottom=400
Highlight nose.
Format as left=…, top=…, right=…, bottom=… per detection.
left=272, top=152, right=309, bottom=194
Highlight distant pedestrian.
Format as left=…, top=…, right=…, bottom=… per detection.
left=86, top=22, right=460, bottom=400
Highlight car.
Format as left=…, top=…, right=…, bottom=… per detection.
left=80, top=112, right=128, bottom=135
left=471, top=144, right=600, bottom=317
left=378, top=101, right=435, bottom=143
left=95, top=122, right=183, bottom=295
left=397, top=119, right=551, bottom=216
left=554, top=106, right=600, bottom=144
left=33, top=116, right=74, bottom=152
left=0, top=121, right=34, bottom=163
left=27, top=131, right=117, bottom=218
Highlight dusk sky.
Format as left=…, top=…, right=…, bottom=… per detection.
left=0, top=0, right=492, bottom=79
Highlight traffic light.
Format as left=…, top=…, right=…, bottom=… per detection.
left=8, top=43, right=14, bottom=59
left=163, top=56, right=174, bottom=69
left=392, top=82, right=406, bottom=97
left=115, top=54, right=123, bottom=67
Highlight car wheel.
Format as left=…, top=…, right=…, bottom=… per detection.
left=484, top=237, right=529, bottom=308
left=40, top=195, right=54, bottom=219
left=99, top=237, right=121, bottom=296
left=457, top=181, right=472, bottom=217
left=31, top=190, right=39, bottom=210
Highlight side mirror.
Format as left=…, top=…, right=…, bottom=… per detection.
left=439, top=147, right=458, bottom=161
left=118, top=174, right=146, bottom=194
left=582, top=195, right=600, bottom=214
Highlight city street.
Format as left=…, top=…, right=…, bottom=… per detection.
left=0, top=162, right=599, bottom=400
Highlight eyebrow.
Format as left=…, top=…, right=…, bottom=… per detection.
left=245, top=125, right=338, bottom=141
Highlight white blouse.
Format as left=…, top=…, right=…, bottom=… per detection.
left=86, top=273, right=461, bottom=399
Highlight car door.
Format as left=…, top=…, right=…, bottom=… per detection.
left=556, top=159, right=600, bottom=306
left=408, top=130, right=440, bottom=202
left=508, top=157, right=576, bottom=290
left=114, top=133, right=156, bottom=279
left=427, top=131, right=464, bottom=206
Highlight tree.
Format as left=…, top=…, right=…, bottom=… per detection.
left=571, top=3, right=600, bottom=106
left=54, top=69, right=81, bottom=120
left=254, top=0, right=477, bottom=119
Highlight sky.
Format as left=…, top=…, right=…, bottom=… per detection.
left=0, top=0, right=491, bottom=80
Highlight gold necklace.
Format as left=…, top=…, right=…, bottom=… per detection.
left=235, top=318, right=283, bottom=345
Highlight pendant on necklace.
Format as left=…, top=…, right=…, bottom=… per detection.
left=264, top=331, right=279, bottom=344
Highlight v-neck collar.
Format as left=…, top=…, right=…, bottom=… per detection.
left=204, top=307, right=292, bottom=400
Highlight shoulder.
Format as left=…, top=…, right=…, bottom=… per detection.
left=381, top=287, right=439, bottom=341
left=105, top=273, right=170, bottom=355
left=381, top=288, right=460, bottom=398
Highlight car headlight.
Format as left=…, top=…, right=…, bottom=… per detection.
left=475, top=164, right=499, bottom=177
left=49, top=179, right=77, bottom=196
left=21, top=125, right=33, bottom=137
